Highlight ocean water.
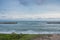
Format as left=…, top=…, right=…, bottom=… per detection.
left=0, top=21, right=60, bottom=34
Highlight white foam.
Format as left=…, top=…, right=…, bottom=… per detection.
left=0, top=30, right=60, bottom=34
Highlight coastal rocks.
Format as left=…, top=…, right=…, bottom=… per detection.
left=32, top=34, right=60, bottom=40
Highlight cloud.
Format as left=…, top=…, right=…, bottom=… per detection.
left=19, top=0, right=44, bottom=6
left=0, top=11, right=60, bottom=19
left=0, top=0, right=60, bottom=19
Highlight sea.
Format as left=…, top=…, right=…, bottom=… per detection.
left=0, top=21, right=60, bottom=34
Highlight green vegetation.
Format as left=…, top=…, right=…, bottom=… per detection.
left=0, top=33, right=40, bottom=40
left=0, top=33, right=52, bottom=40
left=20, top=34, right=39, bottom=40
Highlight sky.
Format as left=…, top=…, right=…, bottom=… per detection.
left=0, top=0, right=60, bottom=19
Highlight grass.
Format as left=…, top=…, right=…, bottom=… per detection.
left=0, top=33, right=40, bottom=40
left=20, top=34, right=39, bottom=40
left=0, top=33, right=52, bottom=40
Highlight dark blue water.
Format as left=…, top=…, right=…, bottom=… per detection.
left=0, top=21, right=60, bottom=34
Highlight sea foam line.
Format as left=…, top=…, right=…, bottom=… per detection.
left=0, top=30, right=60, bottom=34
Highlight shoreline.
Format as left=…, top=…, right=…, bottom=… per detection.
left=0, top=31, right=60, bottom=34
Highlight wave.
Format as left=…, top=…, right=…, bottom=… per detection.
left=0, top=30, right=60, bottom=34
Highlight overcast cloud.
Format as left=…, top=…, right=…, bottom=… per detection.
left=0, top=0, right=60, bottom=19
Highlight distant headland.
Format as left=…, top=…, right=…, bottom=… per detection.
left=0, top=22, right=17, bottom=24
left=47, top=21, right=60, bottom=24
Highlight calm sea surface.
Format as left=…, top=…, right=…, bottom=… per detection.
left=0, top=21, right=60, bottom=34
